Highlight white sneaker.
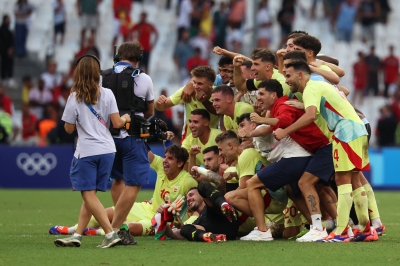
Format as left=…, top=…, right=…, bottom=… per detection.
left=296, top=226, right=328, bottom=242
left=240, top=227, right=274, bottom=241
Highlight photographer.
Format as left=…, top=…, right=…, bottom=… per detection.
left=102, top=41, right=154, bottom=245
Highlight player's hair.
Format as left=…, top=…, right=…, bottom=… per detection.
left=218, top=56, right=233, bottom=67
left=283, top=50, right=307, bottom=62
left=236, top=113, right=251, bottom=125
left=242, top=60, right=252, bottom=69
left=165, top=145, right=189, bottom=169
left=71, top=56, right=100, bottom=105
left=292, top=35, right=321, bottom=57
left=287, top=30, right=308, bottom=39
left=258, top=79, right=283, bottom=98
left=215, top=130, right=239, bottom=144
left=191, top=66, right=216, bottom=83
left=251, top=48, right=276, bottom=64
left=187, top=187, right=198, bottom=194
left=118, top=41, right=143, bottom=62
left=316, top=54, right=339, bottom=66
left=212, top=85, right=234, bottom=97
left=285, top=61, right=312, bottom=75
left=191, top=109, right=210, bottom=121
left=203, top=145, right=219, bottom=155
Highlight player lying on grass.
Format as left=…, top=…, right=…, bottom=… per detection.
left=49, top=145, right=198, bottom=237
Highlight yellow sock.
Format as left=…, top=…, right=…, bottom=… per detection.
left=336, top=184, right=353, bottom=234
left=363, top=184, right=380, bottom=220
left=353, top=187, right=369, bottom=231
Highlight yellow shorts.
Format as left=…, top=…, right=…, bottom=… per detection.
left=113, top=202, right=156, bottom=236
left=283, top=199, right=303, bottom=228
left=332, top=135, right=370, bottom=172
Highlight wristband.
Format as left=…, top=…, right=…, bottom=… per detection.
left=196, top=167, right=209, bottom=176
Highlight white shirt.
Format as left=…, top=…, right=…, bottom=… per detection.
left=41, top=72, right=62, bottom=91
left=53, top=1, right=66, bottom=25
left=28, top=88, right=53, bottom=120
left=177, top=0, right=193, bottom=29
left=257, top=8, right=273, bottom=39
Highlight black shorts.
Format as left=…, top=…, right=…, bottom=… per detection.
left=305, top=143, right=334, bottom=184
left=54, top=22, right=65, bottom=34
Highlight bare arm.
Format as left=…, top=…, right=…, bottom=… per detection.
left=239, top=175, right=252, bottom=189
left=110, top=113, right=131, bottom=129
left=64, top=122, right=76, bottom=134
left=155, top=95, right=174, bottom=111
left=249, top=112, right=279, bottom=126
left=213, top=46, right=251, bottom=61
left=233, top=57, right=248, bottom=93
left=309, top=65, right=340, bottom=84
left=322, top=61, right=345, bottom=77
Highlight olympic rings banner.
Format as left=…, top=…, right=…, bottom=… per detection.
left=0, top=145, right=166, bottom=189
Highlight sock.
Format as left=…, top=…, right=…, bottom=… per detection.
left=68, top=227, right=76, bottom=234
left=180, top=224, right=205, bottom=242
left=198, top=181, right=225, bottom=207
left=98, top=229, right=105, bottom=236
left=322, top=219, right=335, bottom=231
left=311, top=214, right=323, bottom=231
left=349, top=204, right=359, bottom=225
left=120, top=223, right=129, bottom=231
left=105, top=231, right=114, bottom=239
left=73, top=233, right=81, bottom=237
left=363, top=183, right=381, bottom=220
left=336, top=184, right=353, bottom=234
left=113, top=228, right=119, bottom=232
left=371, top=217, right=382, bottom=228
left=353, top=187, right=369, bottom=231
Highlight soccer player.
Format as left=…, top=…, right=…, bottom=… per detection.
left=155, top=66, right=218, bottom=140
left=275, top=61, right=376, bottom=242
left=213, top=56, right=234, bottom=86
left=182, top=109, right=222, bottom=171
left=211, top=85, right=254, bottom=133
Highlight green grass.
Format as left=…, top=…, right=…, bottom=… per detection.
left=0, top=189, right=400, bottom=266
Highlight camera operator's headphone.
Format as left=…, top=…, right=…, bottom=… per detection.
left=75, top=54, right=101, bottom=71
left=114, top=53, right=143, bottom=63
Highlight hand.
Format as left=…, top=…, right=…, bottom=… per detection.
left=223, top=172, right=236, bottom=181
left=195, top=89, right=208, bottom=102
left=233, top=55, right=245, bottom=67
left=166, top=131, right=175, bottom=141
left=156, top=95, right=168, bottom=106
left=253, top=101, right=263, bottom=115
left=213, top=46, right=224, bottom=55
left=250, top=112, right=264, bottom=124
left=163, top=195, right=185, bottom=216
left=309, top=60, right=323, bottom=68
left=190, top=145, right=201, bottom=156
left=237, top=128, right=250, bottom=139
left=123, top=114, right=131, bottom=123
left=284, top=100, right=304, bottom=110
left=273, top=128, right=287, bottom=141
left=156, top=204, right=165, bottom=214
left=181, top=80, right=195, bottom=103
left=191, top=166, right=200, bottom=179
left=276, top=48, right=287, bottom=59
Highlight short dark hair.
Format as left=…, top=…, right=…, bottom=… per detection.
left=236, top=113, right=251, bottom=125
left=212, top=85, right=234, bottom=97
left=191, top=109, right=210, bottom=121
left=293, top=35, right=321, bottom=57
left=258, top=79, right=283, bottom=98
left=215, top=130, right=239, bottom=144
left=187, top=187, right=199, bottom=194
left=203, top=145, right=219, bottom=155
left=118, top=41, right=143, bottom=62
left=287, top=30, right=308, bottom=39
left=283, top=50, right=307, bottom=62
left=251, top=48, right=276, bottom=64
left=218, top=56, right=233, bottom=67
left=165, top=145, right=189, bottom=169
left=285, top=61, right=311, bottom=75
left=191, top=66, right=216, bottom=83
left=242, top=60, right=252, bottom=69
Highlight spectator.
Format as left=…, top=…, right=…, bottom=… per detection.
left=40, top=60, right=62, bottom=92
left=47, top=118, right=77, bottom=144
left=21, top=75, right=33, bottom=105
left=38, top=104, right=59, bottom=146
left=213, top=1, right=229, bottom=49
left=352, top=51, right=369, bottom=106
left=52, top=75, right=71, bottom=106
left=130, top=12, right=158, bottom=74
left=382, top=45, right=399, bottom=97
left=189, top=0, right=205, bottom=36
left=189, top=29, right=211, bottom=59
left=29, top=79, right=53, bottom=120
left=21, top=103, right=38, bottom=146
left=177, top=0, right=194, bottom=39
left=53, top=0, right=67, bottom=45
left=112, top=0, right=132, bottom=49
left=0, top=103, right=12, bottom=143
left=377, top=0, right=391, bottom=25
left=186, top=47, right=209, bottom=73
left=199, top=1, right=214, bottom=39
left=0, top=15, right=15, bottom=88
left=278, top=0, right=295, bottom=48
left=332, top=0, right=357, bottom=43
left=14, top=0, right=34, bottom=58
left=76, top=36, right=100, bottom=59
left=256, top=0, right=273, bottom=49
left=76, top=0, right=101, bottom=47
left=358, top=0, right=380, bottom=44
left=227, top=0, right=246, bottom=30
left=0, top=83, right=13, bottom=116
left=365, top=45, right=381, bottom=96
left=391, top=88, right=400, bottom=122
left=173, top=29, right=193, bottom=82
left=376, top=104, right=398, bottom=147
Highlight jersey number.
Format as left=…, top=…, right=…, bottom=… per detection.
left=284, top=206, right=297, bottom=219
left=333, top=149, right=339, bottom=161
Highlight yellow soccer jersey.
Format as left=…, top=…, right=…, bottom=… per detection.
left=223, top=102, right=254, bottom=133
left=236, top=148, right=268, bottom=179
left=181, top=128, right=222, bottom=166
left=150, top=155, right=198, bottom=213
left=170, top=86, right=219, bottom=138
left=224, top=166, right=238, bottom=184
left=303, top=80, right=367, bottom=143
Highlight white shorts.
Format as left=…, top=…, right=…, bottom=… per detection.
left=81, top=14, right=98, bottom=30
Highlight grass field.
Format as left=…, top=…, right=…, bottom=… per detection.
left=0, top=189, right=399, bottom=266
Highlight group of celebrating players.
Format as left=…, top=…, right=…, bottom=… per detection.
left=50, top=30, right=385, bottom=244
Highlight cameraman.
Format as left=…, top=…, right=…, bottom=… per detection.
left=105, top=41, right=154, bottom=245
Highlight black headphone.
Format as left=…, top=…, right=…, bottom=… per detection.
left=75, top=54, right=101, bottom=70
left=113, top=53, right=143, bottom=64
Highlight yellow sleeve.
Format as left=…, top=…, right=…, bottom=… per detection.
left=169, top=87, right=185, bottom=106
left=150, top=155, right=163, bottom=174
left=181, top=173, right=198, bottom=193
left=303, top=84, right=321, bottom=112
left=223, top=115, right=232, bottom=130
left=241, top=102, right=254, bottom=113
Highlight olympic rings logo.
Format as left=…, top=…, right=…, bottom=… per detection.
left=16, top=153, right=57, bottom=176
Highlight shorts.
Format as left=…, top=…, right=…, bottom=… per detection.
left=123, top=202, right=155, bottom=236
left=140, top=51, right=150, bottom=69
left=257, top=156, right=312, bottom=192
left=81, top=14, right=98, bottom=30
left=54, top=22, right=65, bottom=34
left=111, top=136, right=149, bottom=186
left=69, top=153, right=115, bottom=192
left=332, top=135, right=370, bottom=172
left=305, top=143, right=334, bottom=183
